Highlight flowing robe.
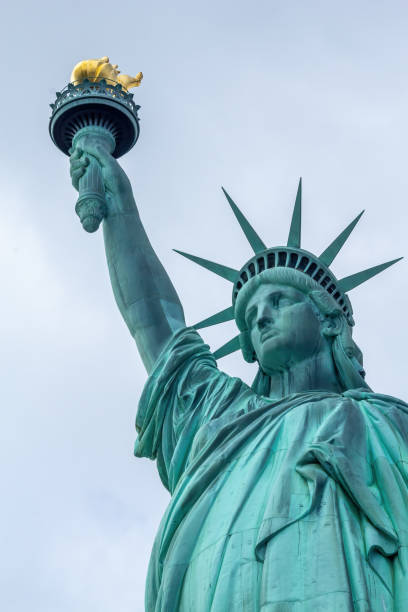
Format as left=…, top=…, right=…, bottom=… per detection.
left=135, top=328, right=408, bottom=611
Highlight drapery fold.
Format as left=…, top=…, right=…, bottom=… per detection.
left=135, top=328, right=408, bottom=611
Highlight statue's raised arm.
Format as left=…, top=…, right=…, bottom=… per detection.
left=70, top=141, right=185, bottom=372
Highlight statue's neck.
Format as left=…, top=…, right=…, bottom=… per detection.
left=267, top=347, right=342, bottom=399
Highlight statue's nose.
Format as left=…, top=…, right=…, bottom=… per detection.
left=256, top=301, right=275, bottom=328
left=257, top=314, right=273, bottom=330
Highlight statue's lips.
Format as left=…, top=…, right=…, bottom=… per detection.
left=260, top=329, right=278, bottom=342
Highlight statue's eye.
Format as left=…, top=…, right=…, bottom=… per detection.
left=269, top=293, right=282, bottom=308
left=279, top=297, right=292, bottom=307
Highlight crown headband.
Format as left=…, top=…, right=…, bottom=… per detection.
left=175, top=179, right=402, bottom=359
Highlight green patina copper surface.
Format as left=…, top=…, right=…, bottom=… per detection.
left=65, top=130, right=408, bottom=611
left=136, top=328, right=408, bottom=611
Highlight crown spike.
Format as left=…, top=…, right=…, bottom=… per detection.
left=319, top=211, right=365, bottom=266
left=287, top=178, right=302, bottom=248
left=173, top=250, right=239, bottom=282
left=213, top=335, right=241, bottom=360
left=194, top=306, right=235, bottom=330
left=221, top=187, right=266, bottom=254
left=337, top=257, right=403, bottom=293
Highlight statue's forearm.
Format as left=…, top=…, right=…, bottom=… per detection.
left=103, top=207, right=185, bottom=372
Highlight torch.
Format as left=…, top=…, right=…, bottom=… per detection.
left=49, top=56, right=142, bottom=232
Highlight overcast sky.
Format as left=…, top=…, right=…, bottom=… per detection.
left=1, top=1, right=408, bottom=610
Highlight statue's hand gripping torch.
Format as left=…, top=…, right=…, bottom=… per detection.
left=70, top=127, right=115, bottom=232
left=49, top=57, right=142, bottom=232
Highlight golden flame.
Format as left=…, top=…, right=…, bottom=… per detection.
left=70, top=56, right=143, bottom=91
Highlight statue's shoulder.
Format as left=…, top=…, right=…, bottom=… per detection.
left=343, top=388, right=408, bottom=410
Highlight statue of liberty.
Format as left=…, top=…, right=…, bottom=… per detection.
left=70, top=137, right=408, bottom=611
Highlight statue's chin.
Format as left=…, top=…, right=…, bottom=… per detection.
left=258, top=341, right=308, bottom=375
left=257, top=336, right=286, bottom=366
left=258, top=353, right=290, bottom=376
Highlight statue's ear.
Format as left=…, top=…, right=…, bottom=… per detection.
left=321, top=312, right=343, bottom=337
left=239, top=331, right=257, bottom=363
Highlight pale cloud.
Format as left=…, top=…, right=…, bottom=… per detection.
left=1, top=1, right=408, bottom=610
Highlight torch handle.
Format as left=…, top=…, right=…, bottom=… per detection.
left=75, top=156, right=108, bottom=233
left=72, top=126, right=116, bottom=233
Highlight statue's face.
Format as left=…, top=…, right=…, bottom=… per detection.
left=245, top=283, right=324, bottom=373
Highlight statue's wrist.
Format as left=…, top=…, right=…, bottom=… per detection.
left=109, top=209, right=138, bottom=219
left=106, top=207, right=139, bottom=221
left=107, top=191, right=139, bottom=217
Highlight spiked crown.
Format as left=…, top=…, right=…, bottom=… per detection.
left=175, top=180, right=402, bottom=360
